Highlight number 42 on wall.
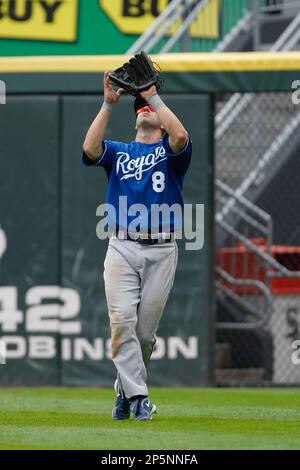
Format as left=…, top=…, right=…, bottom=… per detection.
left=0, top=287, right=81, bottom=334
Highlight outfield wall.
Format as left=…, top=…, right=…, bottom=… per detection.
left=0, top=52, right=299, bottom=386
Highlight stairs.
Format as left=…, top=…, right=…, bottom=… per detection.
left=215, top=92, right=300, bottom=191
left=215, top=342, right=268, bottom=386
left=215, top=367, right=267, bottom=385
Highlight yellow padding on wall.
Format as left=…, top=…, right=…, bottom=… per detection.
left=0, top=52, right=300, bottom=73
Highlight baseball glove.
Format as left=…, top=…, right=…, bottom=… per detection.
left=108, top=51, right=163, bottom=96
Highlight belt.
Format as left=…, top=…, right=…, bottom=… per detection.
left=134, top=235, right=174, bottom=245
left=112, top=231, right=175, bottom=245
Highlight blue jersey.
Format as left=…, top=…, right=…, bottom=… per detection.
left=82, top=133, right=192, bottom=233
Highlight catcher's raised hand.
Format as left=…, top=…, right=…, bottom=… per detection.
left=104, top=71, right=123, bottom=105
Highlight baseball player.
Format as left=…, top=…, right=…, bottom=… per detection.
left=82, top=71, right=192, bottom=421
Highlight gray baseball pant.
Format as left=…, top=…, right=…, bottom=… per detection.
left=103, top=236, right=178, bottom=399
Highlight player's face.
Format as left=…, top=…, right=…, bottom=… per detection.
left=136, top=105, right=161, bottom=130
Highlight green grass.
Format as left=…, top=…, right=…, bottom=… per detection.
left=0, top=387, right=299, bottom=450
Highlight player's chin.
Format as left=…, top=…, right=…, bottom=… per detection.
left=138, top=116, right=151, bottom=126
left=141, top=114, right=156, bottom=123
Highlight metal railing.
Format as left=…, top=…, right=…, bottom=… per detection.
left=127, top=0, right=195, bottom=54
left=159, top=0, right=212, bottom=53
left=216, top=268, right=273, bottom=329
left=216, top=10, right=253, bottom=52
left=216, top=181, right=300, bottom=278
left=218, top=108, right=300, bottom=219
left=215, top=10, right=300, bottom=140
left=216, top=179, right=273, bottom=245
left=214, top=7, right=300, bottom=336
left=216, top=179, right=273, bottom=329
left=262, top=1, right=300, bottom=15
left=215, top=179, right=300, bottom=330
left=128, top=0, right=251, bottom=54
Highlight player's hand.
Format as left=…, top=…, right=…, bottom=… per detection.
left=140, top=85, right=158, bottom=101
left=104, top=71, right=124, bottom=105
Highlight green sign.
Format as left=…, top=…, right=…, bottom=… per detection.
left=0, top=0, right=133, bottom=56
left=0, top=0, right=248, bottom=56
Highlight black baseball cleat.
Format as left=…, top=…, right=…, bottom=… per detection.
left=130, top=396, right=157, bottom=421
left=112, top=380, right=130, bottom=420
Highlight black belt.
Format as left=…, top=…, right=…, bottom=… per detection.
left=133, top=235, right=174, bottom=245
left=114, top=231, right=174, bottom=245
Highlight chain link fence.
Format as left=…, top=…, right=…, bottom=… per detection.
left=215, top=90, right=300, bottom=385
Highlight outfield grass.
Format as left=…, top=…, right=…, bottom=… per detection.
left=0, top=387, right=299, bottom=450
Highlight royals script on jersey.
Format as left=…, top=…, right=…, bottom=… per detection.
left=82, top=133, right=192, bottom=233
